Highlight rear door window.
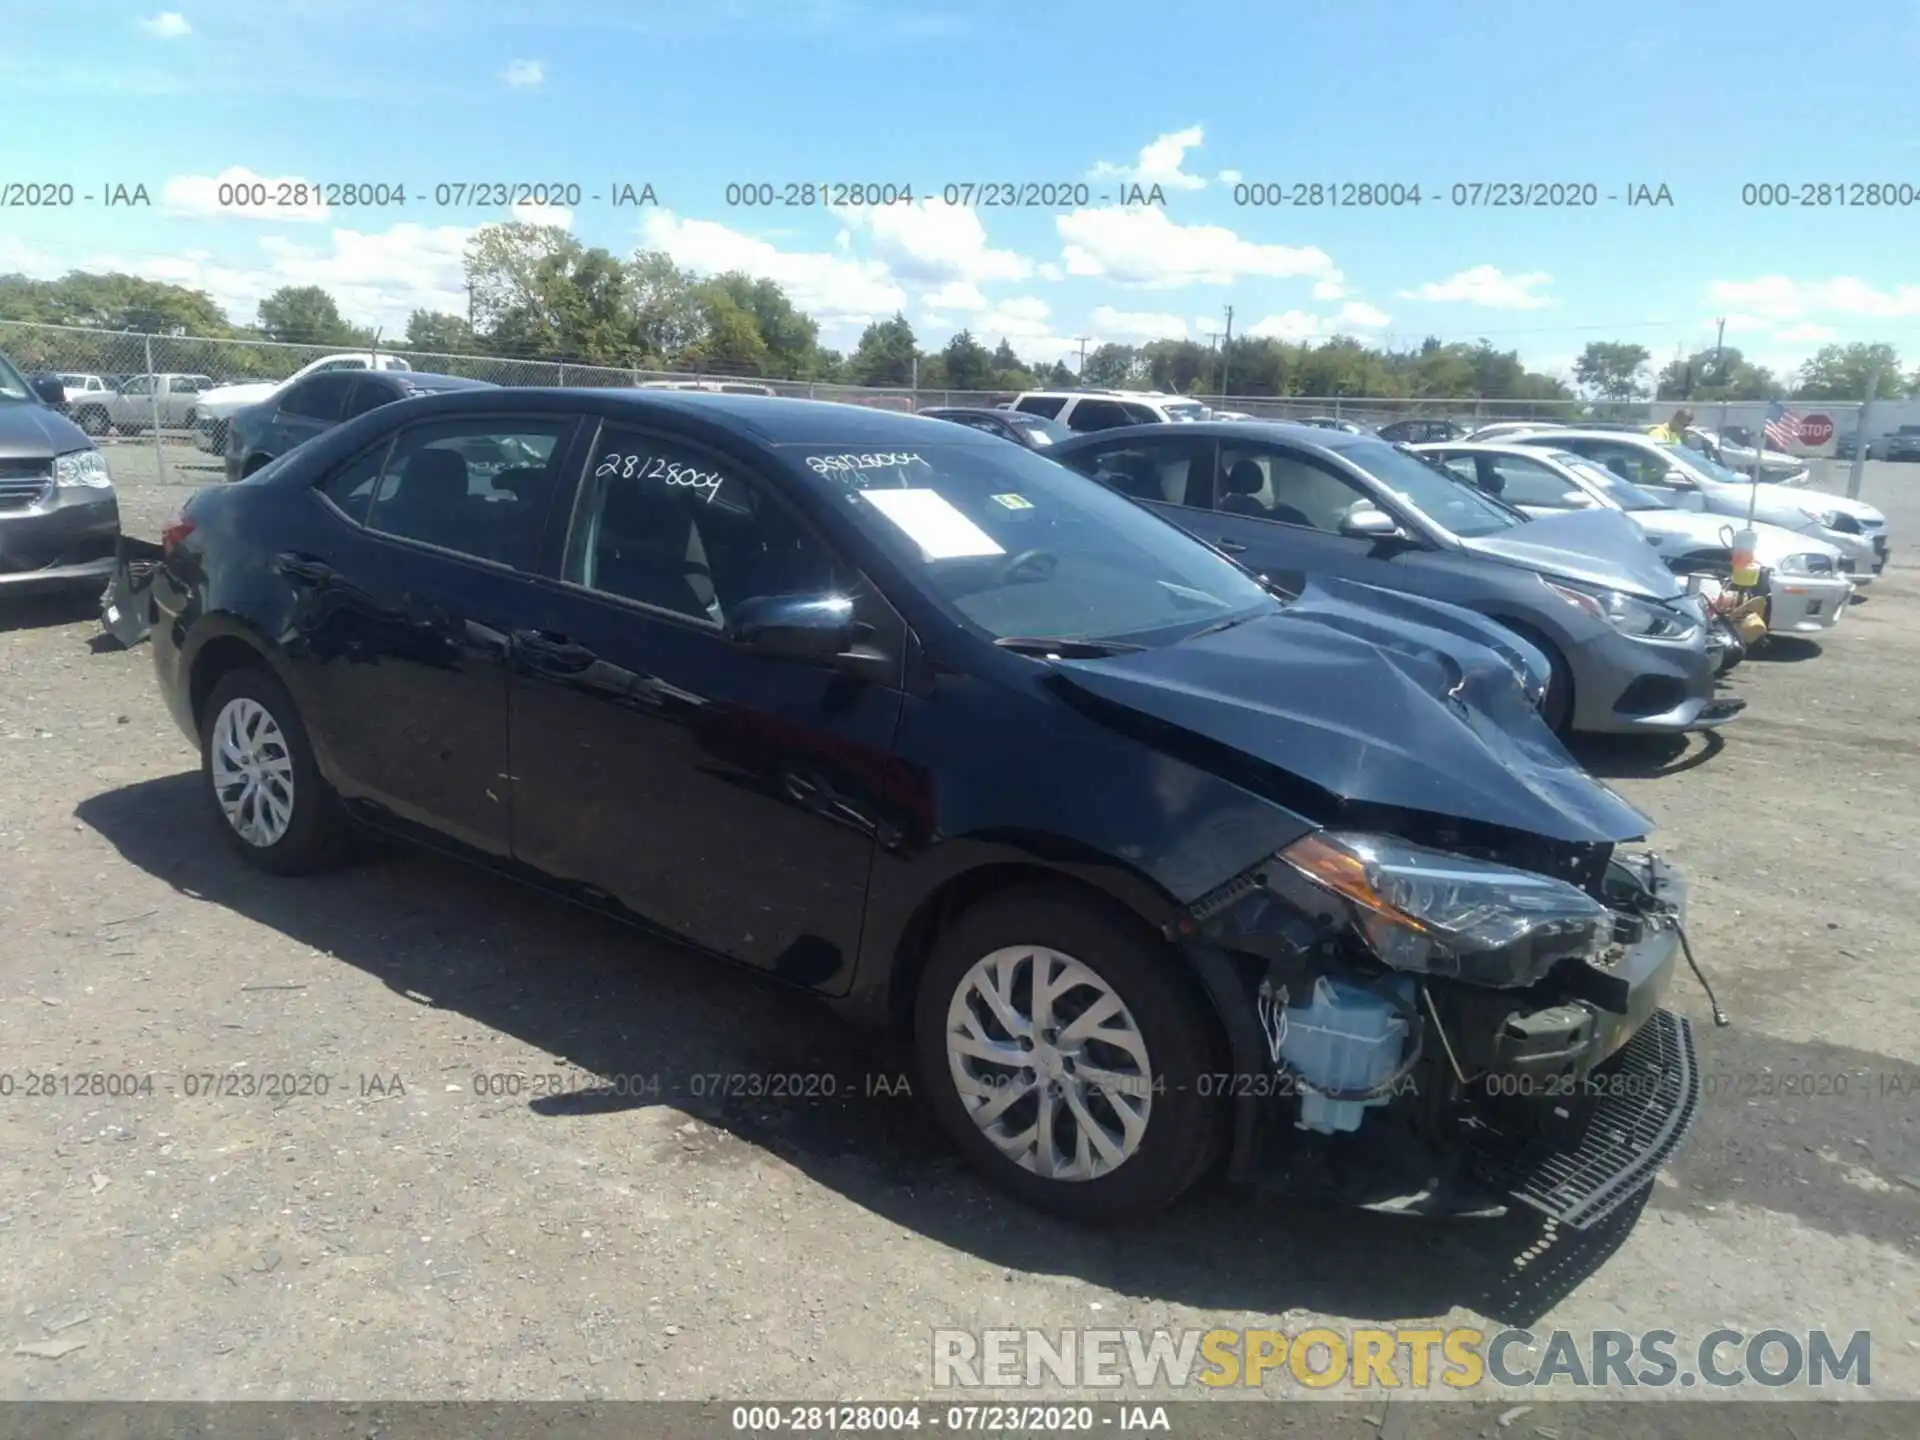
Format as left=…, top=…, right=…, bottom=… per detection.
left=1013, top=395, right=1066, bottom=419
left=363, top=417, right=573, bottom=569
left=1065, top=399, right=1131, bottom=432
left=281, top=374, right=359, bottom=422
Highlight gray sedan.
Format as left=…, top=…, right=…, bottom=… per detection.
left=1049, top=421, right=1740, bottom=736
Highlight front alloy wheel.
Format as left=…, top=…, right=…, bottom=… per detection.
left=946, top=945, right=1154, bottom=1181
left=209, top=697, right=296, bottom=846
left=916, top=889, right=1227, bottom=1223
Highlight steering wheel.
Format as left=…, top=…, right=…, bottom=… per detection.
left=997, top=548, right=1058, bottom=584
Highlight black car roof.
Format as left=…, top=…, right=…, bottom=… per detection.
left=1049, top=418, right=1373, bottom=456
left=379, top=387, right=1007, bottom=446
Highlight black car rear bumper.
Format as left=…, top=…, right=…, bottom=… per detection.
left=0, top=486, right=120, bottom=593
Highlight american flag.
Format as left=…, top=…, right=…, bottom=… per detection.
left=1762, top=402, right=1804, bottom=451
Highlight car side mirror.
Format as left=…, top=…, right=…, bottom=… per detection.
left=32, top=376, right=66, bottom=407
left=729, top=593, right=859, bottom=663
left=1662, top=470, right=1696, bottom=487
left=1339, top=504, right=1401, bottom=540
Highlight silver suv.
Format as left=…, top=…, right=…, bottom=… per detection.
left=1009, top=389, right=1211, bottom=434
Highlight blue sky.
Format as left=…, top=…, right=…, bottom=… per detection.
left=7, top=0, right=1920, bottom=384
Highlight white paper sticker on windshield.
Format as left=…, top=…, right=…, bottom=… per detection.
left=990, top=493, right=1033, bottom=510
left=860, top=488, right=1006, bottom=560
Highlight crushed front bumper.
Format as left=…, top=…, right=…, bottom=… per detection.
left=1218, top=852, right=1702, bottom=1229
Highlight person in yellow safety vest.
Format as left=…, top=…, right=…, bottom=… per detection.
left=1647, top=406, right=1694, bottom=444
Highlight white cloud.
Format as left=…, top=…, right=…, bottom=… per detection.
left=1241, top=303, right=1391, bottom=343
left=502, top=58, right=545, bottom=88
left=1090, top=306, right=1188, bottom=341
left=1399, top=264, right=1553, bottom=309
left=834, top=199, right=1031, bottom=285
left=1245, top=310, right=1333, bottom=342
left=641, top=209, right=905, bottom=325
left=510, top=201, right=573, bottom=229
left=161, top=167, right=329, bottom=222
left=1773, top=321, right=1841, bottom=343
left=1706, top=274, right=1920, bottom=321
left=1216, top=169, right=1243, bottom=185
left=1090, top=126, right=1209, bottom=192
left=921, top=280, right=989, bottom=311
left=1056, top=207, right=1339, bottom=289
left=139, top=11, right=192, bottom=38
left=1311, top=278, right=1348, bottom=301
left=1037, top=261, right=1063, bottom=282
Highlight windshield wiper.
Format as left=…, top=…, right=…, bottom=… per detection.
left=1183, top=608, right=1269, bottom=642
left=993, top=636, right=1146, bottom=658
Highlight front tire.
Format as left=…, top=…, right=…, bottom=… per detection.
left=914, top=888, right=1227, bottom=1224
left=199, top=668, right=350, bottom=875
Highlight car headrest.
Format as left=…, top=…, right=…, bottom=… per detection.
left=1224, top=459, right=1265, bottom=495
left=400, top=447, right=469, bottom=504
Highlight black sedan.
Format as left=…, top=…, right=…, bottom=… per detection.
left=1375, top=418, right=1464, bottom=444
left=226, top=369, right=493, bottom=482
left=917, top=406, right=1073, bottom=450
left=145, top=388, right=1701, bottom=1227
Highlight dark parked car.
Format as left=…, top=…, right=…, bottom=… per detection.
left=144, top=389, right=1703, bottom=1227
left=1877, top=425, right=1920, bottom=463
left=226, top=370, right=495, bottom=482
left=0, top=350, right=121, bottom=596
left=1048, top=421, right=1739, bottom=736
left=1374, top=418, right=1464, bottom=445
left=917, top=406, right=1074, bottom=450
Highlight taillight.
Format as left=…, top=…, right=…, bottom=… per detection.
left=161, top=510, right=196, bottom=553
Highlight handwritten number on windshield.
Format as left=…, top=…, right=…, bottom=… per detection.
left=595, top=453, right=724, bottom=504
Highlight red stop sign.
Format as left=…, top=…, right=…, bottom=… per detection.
left=1799, top=413, right=1835, bottom=446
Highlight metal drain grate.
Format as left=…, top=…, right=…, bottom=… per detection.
left=1483, top=1009, right=1699, bottom=1230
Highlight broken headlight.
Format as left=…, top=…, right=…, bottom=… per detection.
left=1278, top=831, right=1612, bottom=988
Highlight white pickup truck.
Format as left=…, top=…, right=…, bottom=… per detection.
left=89, top=373, right=216, bottom=434
left=192, top=352, right=412, bottom=453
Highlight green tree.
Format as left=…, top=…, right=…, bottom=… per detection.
left=0, top=271, right=232, bottom=335
left=941, top=329, right=994, bottom=391
left=403, top=310, right=476, bottom=355
left=1573, top=341, right=1651, bottom=400
left=680, top=292, right=771, bottom=375
left=696, top=272, right=820, bottom=378
left=466, top=221, right=637, bottom=363
left=1082, top=342, right=1138, bottom=388
left=257, top=285, right=357, bottom=345
left=1793, top=342, right=1903, bottom=400
left=1655, top=346, right=1778, bottom=400
left=848, top=313, right=918, bottom=386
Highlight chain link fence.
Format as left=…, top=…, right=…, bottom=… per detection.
left=2, top=319, right=1900, bottom=491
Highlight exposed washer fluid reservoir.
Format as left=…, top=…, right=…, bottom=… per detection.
left=1276, top=974, right=1413, bottom=1134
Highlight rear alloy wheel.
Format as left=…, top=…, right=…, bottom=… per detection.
left=200, top=668, right=349, bottom=875
left=915, top=890, right=1226, bottom=1223
left=76, top=407, right=109, bottom=436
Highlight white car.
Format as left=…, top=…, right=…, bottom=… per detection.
left=1509, top=428, right=1888, bottom=586
left=1415, top=442, right=1853, bottom=636
left=1009, top=388, right=1211, bottom=433
left=191, top=352, right=413, bottom=452
left=1683, top=426, right=1807, bottom=484
left=1464, top=419, right=1568, bottom=442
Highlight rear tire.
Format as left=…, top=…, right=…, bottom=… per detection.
left=76, top=407, right=109, bottom=436
left=199, top=667, right=350, bottom=875
left=913, top=888, right=1228, bottom=1224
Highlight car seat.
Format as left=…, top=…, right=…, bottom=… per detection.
left=593, top=476, right=717, bottom=619
left=381, top=448, right=472, bottom=547
left=1217, top=459, right=1271, bottom=516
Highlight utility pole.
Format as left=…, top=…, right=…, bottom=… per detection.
left=1205, top=332, right=1220, bottom=398
left=1219, top=305, right=1235, bottom=400
left=1712, top=316, right=1728, bottom=447
left=1067, top=336, right=1092, bottom=377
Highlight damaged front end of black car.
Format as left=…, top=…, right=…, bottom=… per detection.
left=1037, top=577, right=1719, bottom=1230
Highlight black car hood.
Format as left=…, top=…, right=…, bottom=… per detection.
left=0, top=399, right=90, bottom=457
left=1461, top=508, right=1682, bottom=599
left=1050, top=576, right=1653, bottom=846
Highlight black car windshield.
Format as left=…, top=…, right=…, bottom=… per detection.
left=1549, top=452, right=1667, bottom=510
left=1003, top=412, right=1073, bottom=445
left=1339, top=438, right=1519, bottom=537
left=0, top=352, right=33, bottom=402
left=786, top=442, right=1274, bottom=645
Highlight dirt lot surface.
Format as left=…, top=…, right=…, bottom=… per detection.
left=1, top=440, right=1916, bottom=1420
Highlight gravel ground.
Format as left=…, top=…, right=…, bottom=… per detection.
left=0, top=440, right=1915, bottom=1418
